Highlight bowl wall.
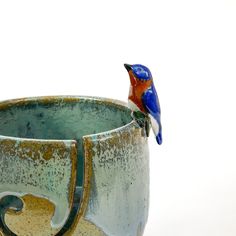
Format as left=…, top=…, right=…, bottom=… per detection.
left=0, top=96, right=149, bottom=236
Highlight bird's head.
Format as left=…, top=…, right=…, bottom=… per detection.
left=124, top=64, right=152, bottom=86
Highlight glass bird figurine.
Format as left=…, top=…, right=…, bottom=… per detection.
left=124, top=63, right=162, bottom=145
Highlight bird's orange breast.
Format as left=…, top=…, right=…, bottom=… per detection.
left=129, top=79, right=152, bottom=113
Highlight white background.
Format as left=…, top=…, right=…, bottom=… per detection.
left=0, top=1, right=236, bottom=235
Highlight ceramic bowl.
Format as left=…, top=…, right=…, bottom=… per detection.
left=0, top=96, right=149, bottom=236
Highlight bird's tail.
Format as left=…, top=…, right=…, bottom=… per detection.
left=149, top=114, right=163, bottom=145
left=156, top=132, right=162, bottom=145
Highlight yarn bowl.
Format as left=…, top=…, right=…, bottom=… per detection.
left=0, top=96, right=149, bottom=236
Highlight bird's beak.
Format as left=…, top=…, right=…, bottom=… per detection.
left=124, top=63, right=136, bottom=85
left=124, top=64, right=132, bottom=72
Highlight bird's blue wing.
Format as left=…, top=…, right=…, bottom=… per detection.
left=142, top=85, right=161, bottom=117
left=142, top=85, right=162, bottom=144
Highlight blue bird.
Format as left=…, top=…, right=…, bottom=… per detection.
left=124, top=63, right=162, bottom=145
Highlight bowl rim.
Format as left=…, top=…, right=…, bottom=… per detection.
left=0, top=95, right=137, bottom=142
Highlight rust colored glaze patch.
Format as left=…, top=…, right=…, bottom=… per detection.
left=5, top=194, right=58, bottom=236
left=71, top=218, right=106, bottom=236
left=0, top=139, right=72, bottom=161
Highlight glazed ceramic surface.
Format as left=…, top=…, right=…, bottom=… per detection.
left=0, top=96, right=149, bottom=236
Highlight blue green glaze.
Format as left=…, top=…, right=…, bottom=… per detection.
left=83, top=124, right=149, bottom=236
left=0, top=96, right=149, bottom=236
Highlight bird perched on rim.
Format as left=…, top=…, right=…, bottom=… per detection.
left=124, top=63, right=162, bottom=145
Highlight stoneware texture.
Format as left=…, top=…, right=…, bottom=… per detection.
left=0, top=96, right=149, bottom=236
